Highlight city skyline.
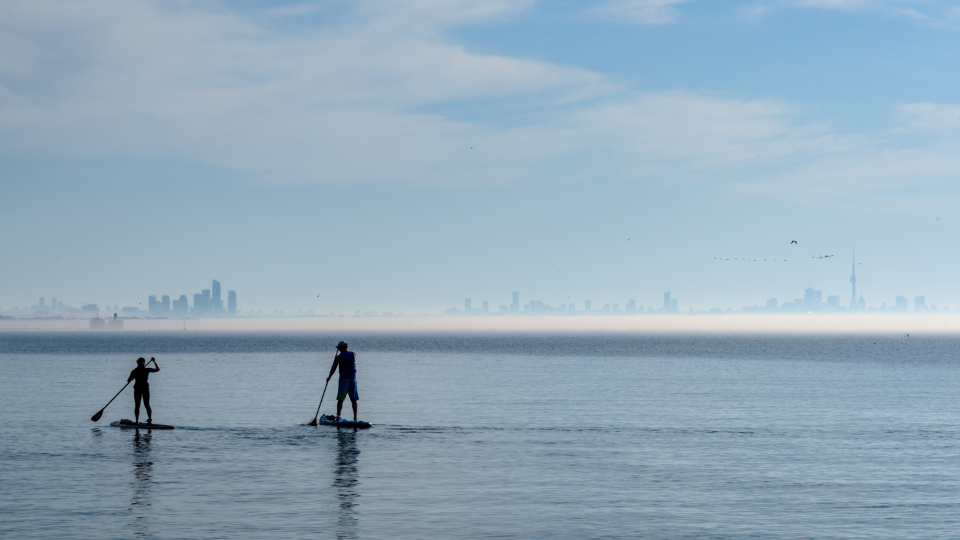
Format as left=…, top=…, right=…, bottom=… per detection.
left=2, top=255, right=953, bottom=318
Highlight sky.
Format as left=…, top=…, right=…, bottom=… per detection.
left=3, top=0, right=960, bottom=314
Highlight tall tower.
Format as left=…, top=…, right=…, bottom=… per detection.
left=849, top=251, right=857, bottom=311
left=212, top=280, right=222, bottom=312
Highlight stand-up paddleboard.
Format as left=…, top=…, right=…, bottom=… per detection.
left=110, top=419, right=175, bottom=430
left=318, top=414, right=371, bottom=428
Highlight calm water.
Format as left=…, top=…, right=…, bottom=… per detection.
left=2, top=332, right=960, bottom=539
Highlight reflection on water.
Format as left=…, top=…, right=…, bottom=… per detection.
left=333, top=429, right=360, bottom=540
left=130, top=429, right=153, bottom=539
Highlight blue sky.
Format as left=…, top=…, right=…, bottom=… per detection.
left=3, top=0, right=960, bottom=314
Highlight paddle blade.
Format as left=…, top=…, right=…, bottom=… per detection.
left=308, top=418, right=318, bottom=426
left=91, top=409, right=104, bottom=422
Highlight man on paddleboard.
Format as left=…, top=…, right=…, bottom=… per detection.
left=327, top=341, right=359, bottom=421
left=127, top=357, right=160, bottom=424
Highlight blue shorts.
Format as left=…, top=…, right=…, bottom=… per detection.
left=337, top=379, right=359, bottom=402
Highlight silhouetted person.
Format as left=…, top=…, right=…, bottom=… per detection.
left=327, top=342, right=359, bottom=421
left=128, top=357, right=160, bottom=424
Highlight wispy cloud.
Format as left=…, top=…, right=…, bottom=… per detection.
left=896, top=103, right=960, bottom=134
left=590, top=0, right=694, bottom=25
left=2, top=0, right=960, bottom=211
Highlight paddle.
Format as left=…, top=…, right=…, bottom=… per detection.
left=90, top=359, right=154, bottom=422
left=308, top=351, right=338, bottom=426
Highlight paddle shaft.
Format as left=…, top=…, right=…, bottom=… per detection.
left=309, top=351, right=338, bottom=425
left=92, top=359, right=154, bottom=421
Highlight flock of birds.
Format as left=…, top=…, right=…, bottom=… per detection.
left=713, top=240, right=835, bottom=263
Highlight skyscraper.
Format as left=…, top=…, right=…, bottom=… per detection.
left=212, top=280, right=223, bottom=313
left=849, top=251, right=857, bottom=311
left=663, top=292, right=671, bottom=311
left=465, top=298, right=471, bottom=313
left=511, top=292, right=520, bottom=313
left=173, top=295, right=189, bottom=315
left=228, top=290, right=237, bottom=316
left=482, top=301, right=489, bottom=313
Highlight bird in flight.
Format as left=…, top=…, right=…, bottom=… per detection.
left=790, top=240, right=797, bottom=244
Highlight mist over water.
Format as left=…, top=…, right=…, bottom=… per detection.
left=3, top=332, right=960, bottom=538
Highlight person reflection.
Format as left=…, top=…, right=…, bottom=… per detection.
left=333, top=429, right=360, bottom=540
left=130, top=429, right=153, bottom=538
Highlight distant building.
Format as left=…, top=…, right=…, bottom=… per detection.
left=107, top=313, right=123, bottom=330
left=626, top=299, right=636, bottom=313
left=766, top=298, right=778, bottom=310
left=915, top=296, right=926, bottom=312
left=671, top=298, right=678, bottom=312
left=465, top=298, right=471, bottom=313
left=39, top=297, right=45, bottom=308
left=482, top=301, right=489, bottom=313
left=895, top=296, right=908, bottom=311
left=212, top=280, right=223, bottom=313
left=612, top=303, right=620, bottom=313
left=228, top=291, right=237, bottom=315
left=499, top=305, right=508, bottom=313
left=584, top=300, right=592, bottom=312
left=849, top=251, right=858, bottom=311
left=172, top=295, right=189, bottom=315
left=81, top=304, right=98, bottom=313
left=663, top=292, right=671, bottom=311
left=826, top=295, right=839, bottom=309
left=804, top=288, right=822, bottom=311
left=511, top=292, right=520, bottom=313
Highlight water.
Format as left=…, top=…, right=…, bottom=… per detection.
left=2, top=332, right=960, bottom=539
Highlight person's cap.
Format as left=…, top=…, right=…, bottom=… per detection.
left=336, top=341, right=348, bottom=349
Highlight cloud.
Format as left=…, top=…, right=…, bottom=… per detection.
left=793, top=0, right=881, bottom=8
left=789, top=0, right=960, bottom=26
left=896, top=103, right=960, bottom=134
left=590, top=0, right=694, bottom=24
left=2, top=0, right=960, bottom=211
left=0, top=0, right=608, bottom=183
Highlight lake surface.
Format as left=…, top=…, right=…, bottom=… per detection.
left=2, top=332, right=960, bottom=539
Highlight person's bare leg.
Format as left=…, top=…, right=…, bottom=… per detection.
left=336, top=399, right=344, bottom=418
left=351, top=400, right=358, bottom=422
left=134, top=397, right=140, bottom=424
left=144, top=393, right=152, bottom=424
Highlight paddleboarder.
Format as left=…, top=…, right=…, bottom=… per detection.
left=127, top=357, right=160, bottom=424
left=327, top=342, right=359, bottom=421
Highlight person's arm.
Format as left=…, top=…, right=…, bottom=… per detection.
left=148, top=357, right=160, bottom=372
left=326, top=354, right=340, bottom=382
left=127, top=369, right=135, bottom=383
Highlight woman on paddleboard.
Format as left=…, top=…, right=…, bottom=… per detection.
left=327, top=342, right=359, bottom=421
left=128, top=357, right=160, bottom=424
